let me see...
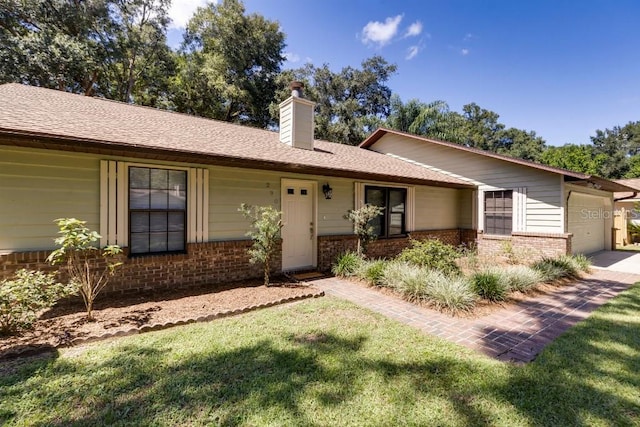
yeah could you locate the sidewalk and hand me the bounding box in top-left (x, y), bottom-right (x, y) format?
top-left (310, 270), bottom-right (640, 363)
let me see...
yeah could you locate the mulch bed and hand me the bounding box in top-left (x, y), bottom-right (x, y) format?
top-left (0, 276), bottom-right (323, 360)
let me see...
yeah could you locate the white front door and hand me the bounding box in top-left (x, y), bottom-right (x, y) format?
top-left (568, 192), bottom-right (606, 254)
top-left (281, 180), bottom-right (315, 270)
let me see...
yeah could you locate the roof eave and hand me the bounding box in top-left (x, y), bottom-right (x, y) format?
top-left (0, 130), bottom-right (475, 190)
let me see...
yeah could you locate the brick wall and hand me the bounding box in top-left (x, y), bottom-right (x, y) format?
top-left (0, 240), bottom-right (281, 295)
top-left (317, 228), bottom-right (473, 271)
top-left (477, 231), bottom-right (572, 259)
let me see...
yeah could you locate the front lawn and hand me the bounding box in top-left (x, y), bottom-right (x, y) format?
top-left (1, 284), bottom-right (639, 426)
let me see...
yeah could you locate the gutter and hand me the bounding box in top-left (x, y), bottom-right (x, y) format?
top-left (614, 192), bottom-right (638, 202)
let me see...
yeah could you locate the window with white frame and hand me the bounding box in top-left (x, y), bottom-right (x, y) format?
top-left (484, 190), bottom-right (513, 235)
top-left (100, 160), bottom-right (209, 253)
top-left (364, 186), bottom-right (407, 238)
top-left (129, 167), bottom-right (187, 255)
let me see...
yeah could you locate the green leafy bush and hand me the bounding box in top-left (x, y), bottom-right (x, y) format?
top-left (531, 256), bottom-right (580, 282)
top-left (397, 239), bottom-right (461, 276)
top-left (423, 270), bottom-right (476, 313)
top-left (332, 252), bottom-right (363, 277)
top-left (356, 259), bottom-right (387, 286)
top-left (497, 265), bottom-right (543, 293)
top-left (471, 271), bottom-right (508, 301)
top-left (239, 204), bottom-right (283, 286)
top-left (0, 269), bottom-right (77, 335)
top-left (47, 218), bottom-right (122, 320)
top-left (381, 261), bottom-right (428, 301)
top-left (344, 204), bottom-right (384, 255)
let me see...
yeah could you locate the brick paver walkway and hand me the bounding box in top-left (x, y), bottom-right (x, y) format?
top-left (311, 270), bottom-right (640, 363)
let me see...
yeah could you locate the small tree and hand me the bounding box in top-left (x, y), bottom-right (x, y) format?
top-left (46, 218), bottom-right (122, 320)
top-left (0, 269), bottom-right (77, 335)
top-left (344, 204), bottom-right (384, 256)
top-left (239, 204), bottom-right (283, 286)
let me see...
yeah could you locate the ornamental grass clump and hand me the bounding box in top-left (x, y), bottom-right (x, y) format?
top-left (356, 259), bottom-right (387, 286)
top-left (0, 269), bottom-right (77, 335)
top-left (471, 270), bottom-right (508, 301)
top-left (423, 270), bottom-right (476, 313)
top-left (332, 251), bottom-right (364, 278)
top-left (381, 261), bottom-right (429, 302)
top-left (532, 256), bottom-right (580, 282)
top-left (497, 265), bottom-right (543, 293)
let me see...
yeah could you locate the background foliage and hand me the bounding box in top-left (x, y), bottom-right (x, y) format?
top-left (2, 0), bottom-right (639, 178)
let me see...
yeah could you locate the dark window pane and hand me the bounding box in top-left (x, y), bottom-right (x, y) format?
top-left (149, 232), bottom-right (167, 252)
top-left (365, 188), bottom-right (385, 207)
top-left (369, 215), bottom-right (383, 237)
top-left (389, 213), bottom-right (403, 235)
top-left (130, 189), bottom-right (150, 209)
top-left (150, 212), bottom-right (167, 232)
top-left (168, 189), bottom-right (186, 209)
top-left (150, 190), bottom-right (168, 209)
top-left (130, 167), bottom-right (149, 189)
top-left (287, 188), bottom-right (294, 195)
top-left (389, 189), bottom-right (405, 213)
top-left (168, 212), bottom-right (185, 231)
top-left (168, 170), bottom-right (186, 190)
top-left (168, 232), bottom-right (185, 251)
top-left (301, 189), bottom-right (308, 195)
top-left (131, 212), bottom-right (149, 233)
top-left (130, 233), bottom-right (149, 254)
top-left (150, 169), bottom-right (168, 189)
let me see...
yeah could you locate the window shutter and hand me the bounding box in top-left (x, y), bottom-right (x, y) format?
top-left (100, 160), bottom-right (127, 246)
top-left (513, 187), bottom-right (528, 232)
top-left (406, 186), bottom-right (415, 232)
top-left (188, 167), bottom-right (209, 243)
top-left (354, 182), bottom-right (364, 209)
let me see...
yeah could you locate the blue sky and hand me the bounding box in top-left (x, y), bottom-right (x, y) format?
top-left (167, 0), bottom-right (640, 146)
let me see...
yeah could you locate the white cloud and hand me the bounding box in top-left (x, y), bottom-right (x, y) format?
top-left (461, 48), bottom-right (470, 56)
top-left (284, 52), bottom-right (300, 63)
top-left (168, 0), bottom-right (213, 29)
top-left (405, 21), bottom-right (423, 38)
top-left (406, 45), bottom-right (420, 60)
top-left (361, 14), bottom-right (403, 47)
top-left (463, 33), bottom-right (475, 41)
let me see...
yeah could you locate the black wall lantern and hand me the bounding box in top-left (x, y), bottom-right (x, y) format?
top-left (322, 183), bottom-right (333, 200)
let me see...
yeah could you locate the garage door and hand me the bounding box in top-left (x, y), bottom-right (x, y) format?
top-left (568, 193), bottom-right (606, 254)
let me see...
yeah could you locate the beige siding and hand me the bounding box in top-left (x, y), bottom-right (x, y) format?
top-left (208, 167), bottom-right (356, 240)
top-left (457, 189), bottom-right (474, 228)
top-left (372, 134), bottom-right (564, 233)
top-left (0, 147), bottom-right (100, 251)
top-left (414, 186), bottom-right (460, 230)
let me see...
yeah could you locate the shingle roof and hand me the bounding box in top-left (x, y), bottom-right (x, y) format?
top-left (615, 178), bottom-right (640, 191)
top-left (361, 127), bottom-right (636, 193)
top-left (614, 178), bottom-right (640, 200)
top-left (0, 83), bottom-right (472, 188)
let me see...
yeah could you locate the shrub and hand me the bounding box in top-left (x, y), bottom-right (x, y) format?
top-left (498, 265), bottom-right (543, 293)
top-left (381, 261), bottom-right (428, 301)
top-left (397, 239), bottom-right (461, 276)
top-left (532, 256), bottom-right (580, 282)
top-left (564, 254), bottom-right (591, 273)
top-left (356, 259), bottom-right (387, 286)
top-left (239, 204), bottom-right (283, 286)
top-left (423, 270), bottom-right (476, 313)
top-left (0, 269), bottom-right (76, 335)
top-left (344, 204), bottom-right (384, 256)
top-left (471, 271), bottom-right (508, 301)
top-left (332, 252), bottom-right (363, 277)
top-left (47, 218), bottom-right (122, 320)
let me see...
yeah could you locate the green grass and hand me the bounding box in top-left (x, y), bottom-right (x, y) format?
top-left (2, 284), bottom-right (640, 426)
top-left (617, 244), bottom-right (640, 252)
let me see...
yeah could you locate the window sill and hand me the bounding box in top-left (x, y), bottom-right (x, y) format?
top-left (480, 233), bottom-right (512, 240)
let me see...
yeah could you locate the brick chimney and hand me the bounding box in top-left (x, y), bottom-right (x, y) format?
top-left (279, 81), bottom-right (315, 150)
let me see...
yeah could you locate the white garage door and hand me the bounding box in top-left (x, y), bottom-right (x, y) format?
top-left (568, 193), bottom-right (606, 254)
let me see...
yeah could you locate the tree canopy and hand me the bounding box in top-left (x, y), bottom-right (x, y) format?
top-left (1, 0), bottom-right (638, 179)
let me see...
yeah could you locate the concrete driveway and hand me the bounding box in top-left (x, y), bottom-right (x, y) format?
top-left (589, 250), bottom-right (640, 274)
